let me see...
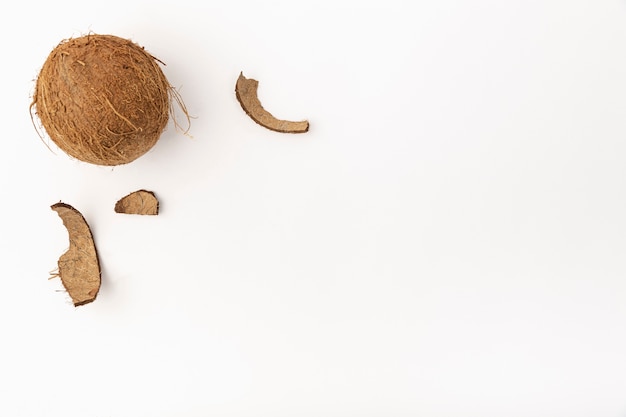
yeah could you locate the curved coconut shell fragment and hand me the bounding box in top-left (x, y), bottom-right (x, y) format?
top-left (51, 203), bottom-right (101, 306)
top-left (115, 189), bottom-right (159, 215)
top-left (235, 72), bottom-right (309, 133)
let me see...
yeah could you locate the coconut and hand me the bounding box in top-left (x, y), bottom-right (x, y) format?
top-left (31, 34), bottom-right (177, 166)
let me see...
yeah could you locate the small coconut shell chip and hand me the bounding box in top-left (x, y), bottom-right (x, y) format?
top-left (235, 72), bottom-right (309, 133)
top-left (51, 203), bottom-right (101, 306)
top-left (115, 189), bottom-right (159, 215)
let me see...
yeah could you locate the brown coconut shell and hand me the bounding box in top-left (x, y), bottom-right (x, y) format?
top-left (31, 34), bottom-right (175, 166)
top-left (51, 202), bottom-right (101, 307)
top-left (235, 72), bottom-right (309, 133)
top-left (115, 189), bottom-right (159, 215)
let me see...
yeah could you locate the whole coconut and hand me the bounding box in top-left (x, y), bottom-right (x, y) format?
top-left (31, 34), bottom-right (175, 166)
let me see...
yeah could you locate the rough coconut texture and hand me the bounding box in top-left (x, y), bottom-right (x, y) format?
top-left (32, 34), bottom-right (172, 166)
top-left (115, 189), bottom-right (159, 215)
top-left (235, 72), bottom-right (309, 133)
top-left (51, 202), bottom-right (101, 307)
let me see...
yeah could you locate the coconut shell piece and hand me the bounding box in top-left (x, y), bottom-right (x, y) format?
top-left (51, 203), bottom-right (101, 307)
top-left (235, 72), bottom-right (309, 133)
top-left (115, 189), bottom-right (159, 215)
top-left (31, 34), bottom-right (177, 166)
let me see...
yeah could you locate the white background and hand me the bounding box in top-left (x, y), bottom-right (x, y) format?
top-left (2, 1), bottom-right (626, 416)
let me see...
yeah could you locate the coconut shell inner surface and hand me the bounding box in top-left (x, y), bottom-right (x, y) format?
top-left (235, 72), bottom-right (309, 134)
top-left (115, 189), bottom-right (159, 215)
top-left (51, 202), bottom-right (101, 306)
top-left (32, 34), bottom-right (172, 166)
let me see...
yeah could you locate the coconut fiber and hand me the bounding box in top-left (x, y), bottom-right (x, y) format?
top-left (32, 34), bottom-right (173, 165)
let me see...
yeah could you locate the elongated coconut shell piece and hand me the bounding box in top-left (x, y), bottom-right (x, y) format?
top-left (51, 203), bottom-right (101, 306)
top-left (235, 72), bottom-right (309, 133)
top-left (115, 189), bottom-right (159, 215)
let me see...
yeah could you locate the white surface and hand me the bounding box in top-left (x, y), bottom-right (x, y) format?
top-left (2, 1), bottom-right (626, 416)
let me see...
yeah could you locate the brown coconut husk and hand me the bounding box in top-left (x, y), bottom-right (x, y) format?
top-left (31, 34), bottom-right (188, 166)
